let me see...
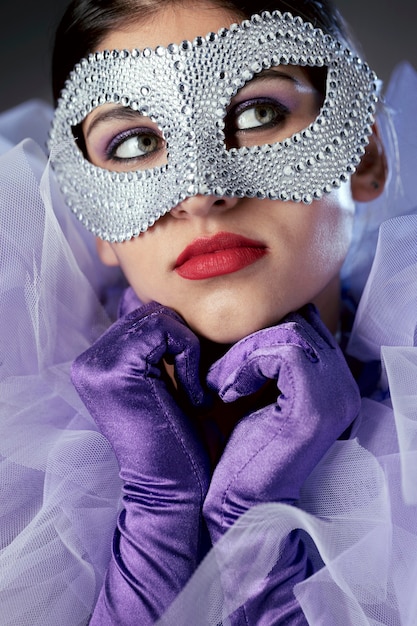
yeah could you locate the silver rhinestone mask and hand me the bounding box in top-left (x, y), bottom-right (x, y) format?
top-left (49, 11), bottom-right (378, 242)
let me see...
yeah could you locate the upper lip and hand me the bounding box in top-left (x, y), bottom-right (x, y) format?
top-left (174, 232), bottom-right (267, 267)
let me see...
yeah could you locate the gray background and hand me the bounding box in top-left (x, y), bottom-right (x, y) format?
top-left (0, 0), bottom-right (416, 113)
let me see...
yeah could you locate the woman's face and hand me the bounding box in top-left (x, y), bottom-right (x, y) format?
top-left (84, 2), bottom-right (355, 343)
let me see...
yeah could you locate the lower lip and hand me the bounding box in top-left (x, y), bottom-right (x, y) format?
top-left (175, 247), bottom-right (267, 280)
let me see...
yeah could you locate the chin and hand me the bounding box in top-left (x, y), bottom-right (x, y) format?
top-left (182, 309), bottom-right (281, 345)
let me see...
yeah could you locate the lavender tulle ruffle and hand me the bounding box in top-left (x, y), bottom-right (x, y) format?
top-left (1, 63), bottom-right (417, 625)
top-left (0, 107), bottom-right (124, 625)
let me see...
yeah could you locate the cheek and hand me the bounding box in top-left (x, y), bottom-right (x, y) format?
top-left (310, 216), bottom-right (352, 271)
top-left (306, 192), bottom-right (355, 270)
top-left (109, 240), bottom-right (163, 304)
top-left (122, 264), bottom-right (164, 304)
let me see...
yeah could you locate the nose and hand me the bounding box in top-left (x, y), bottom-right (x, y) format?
top-left (170, 193), bottom-right (239, 220)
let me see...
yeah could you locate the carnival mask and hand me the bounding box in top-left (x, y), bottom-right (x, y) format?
top-left (49, 11), bottom-right (378, 242)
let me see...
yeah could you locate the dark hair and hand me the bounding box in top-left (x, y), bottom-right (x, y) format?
top-left (52, 0), bottom-right (355, 102)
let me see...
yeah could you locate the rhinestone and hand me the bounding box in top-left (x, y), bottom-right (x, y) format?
top-left (49, 9), bottom-right (378, 241)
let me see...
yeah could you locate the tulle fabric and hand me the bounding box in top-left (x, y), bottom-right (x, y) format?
top-left (341, 61), bottom-right (417, 304)
top-left (0, 103), bottom-right (124, 625)
top-left (0, 61), bottom-right (417, 625)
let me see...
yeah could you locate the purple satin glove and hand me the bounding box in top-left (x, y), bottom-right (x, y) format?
top-left (203, 304), bottom-right (361, 624)
top-left (71, 302), bottom-right (210, 625)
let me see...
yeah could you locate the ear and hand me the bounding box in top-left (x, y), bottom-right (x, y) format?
top-left (350, 124), bottom-right (388, 202)
top-left (95, 237), bottom-right (121, 266)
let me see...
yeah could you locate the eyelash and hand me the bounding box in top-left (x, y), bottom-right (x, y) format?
top-left (225, 97), bottom-right (290, 134)
top-left (105, 126), bottom-right (164, 163)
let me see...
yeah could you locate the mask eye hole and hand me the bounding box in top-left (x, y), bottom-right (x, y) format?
top-left (80, 104), bottom-right (168, 172)
top-left (223, 65), bottom-right (326, 150)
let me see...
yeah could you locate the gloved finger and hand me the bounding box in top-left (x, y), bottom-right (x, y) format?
top-left (283, 303), bottom-right (337, 350)
top-left (75, 302), bottom-right (170, 376)
top-left (207, 323), bottom-right (320, 401)
top-left (161, 312), bottom-right (207, 407)
top-left (72, 302), bottom-right (204, 404)
top-left (122, 302), bottom-right (207, 407)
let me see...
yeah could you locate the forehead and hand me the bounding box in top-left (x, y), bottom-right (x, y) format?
top-left (98, 3), bottom-right (241, 51)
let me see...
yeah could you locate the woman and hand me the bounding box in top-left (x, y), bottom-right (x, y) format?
top-left (1, 0), bottom-right (416, 624)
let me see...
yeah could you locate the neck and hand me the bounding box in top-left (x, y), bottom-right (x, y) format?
top-left (312, 274), bottom-right (341, 336)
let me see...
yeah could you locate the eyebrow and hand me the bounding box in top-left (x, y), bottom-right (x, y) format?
top-left (249, 68), bottom-right (296, 83)
top-left (85, 107), bottom-right (149, 138)
top-left (85, 68), bottom-right (298, 137)
top-left (235, 68), bottom-right (297, 92)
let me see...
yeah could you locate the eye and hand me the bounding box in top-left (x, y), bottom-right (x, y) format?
top-left (228, 98), bottom-right (289, 133)
top-left (236, 103), bottom-right (280, 130)
top-left (107, 128), bottom-right (163, 161)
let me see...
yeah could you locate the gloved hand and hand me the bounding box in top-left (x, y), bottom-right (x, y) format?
top-left (71, 302), bottom-right (211, 625)
top-left (203, 304), bottom-right (361, 624)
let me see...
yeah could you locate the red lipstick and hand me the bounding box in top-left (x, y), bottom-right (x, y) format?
top-left (174, 232), bottom-right (267, 280)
